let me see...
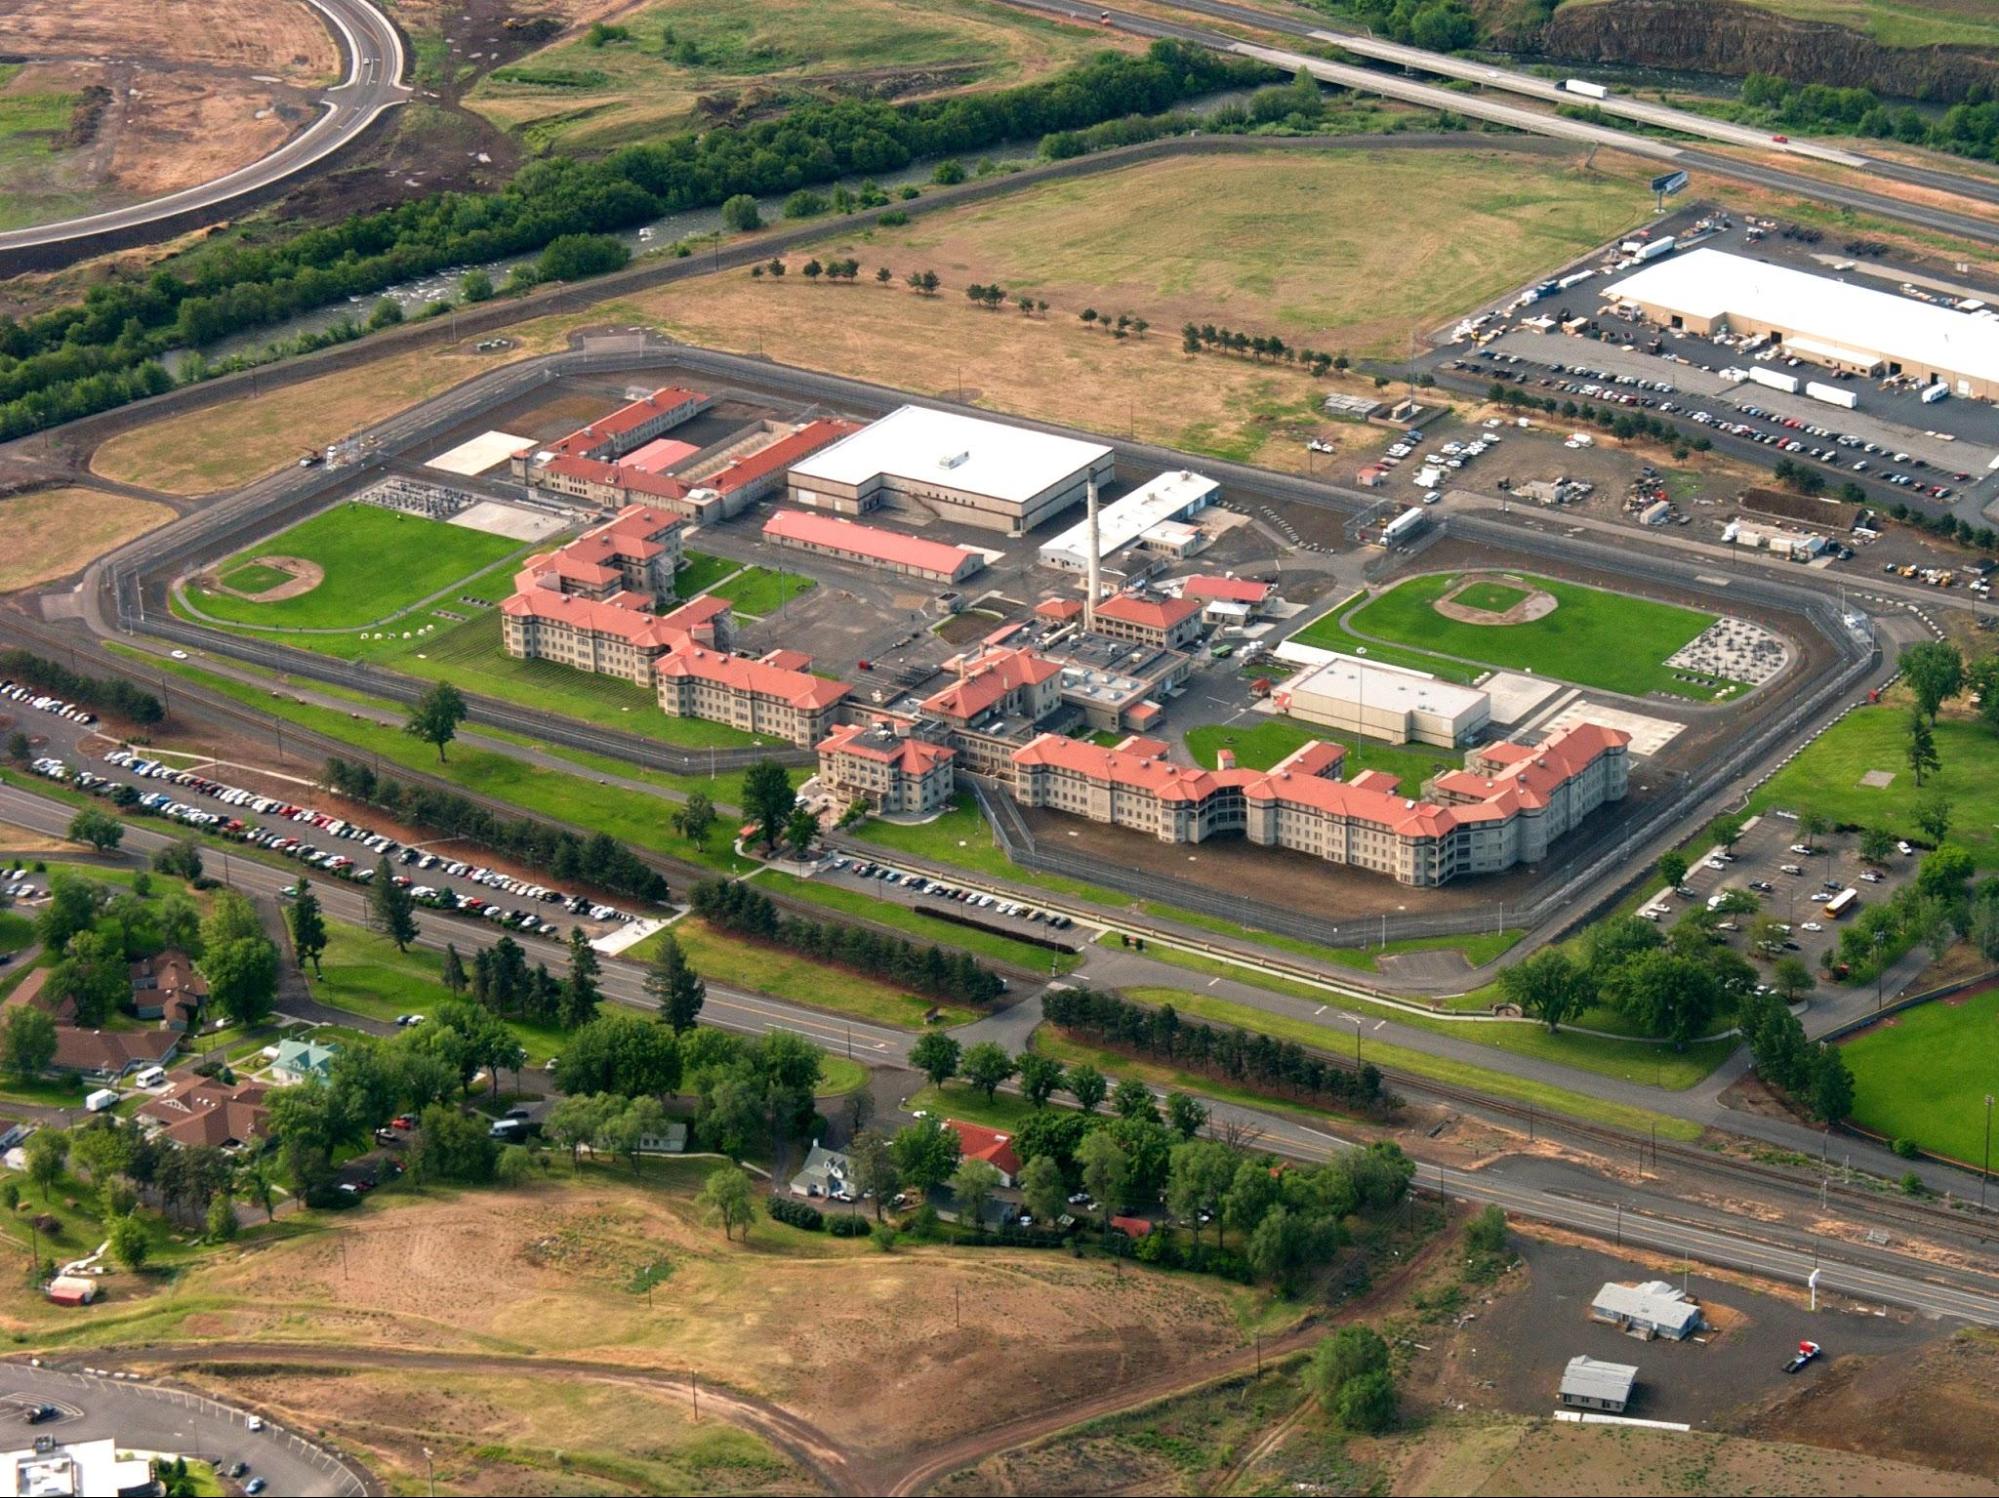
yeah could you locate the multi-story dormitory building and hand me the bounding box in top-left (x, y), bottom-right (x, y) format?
top-left (499, 505), bottom-right (849, 746)
top-left (822, 702), bottom-right (1629, 886)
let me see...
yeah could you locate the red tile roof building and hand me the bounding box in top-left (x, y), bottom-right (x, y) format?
top-left (514, 505), bottom-right (685, 605)
top-left (1092, 591), bottom-right (1205, 649)
top-left (1009, 723), bottom-right (1629, 886)
top-left (946, 1119), bottom-right (1021, 1186)
top-left (520, 387), bottom-right (711, 467)
top-left (817, 722), bottom-right (958, 815)
top-left (763, 509), bottom-right (985, 584)
top-left (655, 645), bottom-right (850, 747)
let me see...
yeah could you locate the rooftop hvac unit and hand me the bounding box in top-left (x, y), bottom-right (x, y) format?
top-left (939, 450), bottom-right (971, 470)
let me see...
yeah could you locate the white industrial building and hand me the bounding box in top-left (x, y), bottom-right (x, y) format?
top-left (1, 1437), bottom-right (154, 1497)
top-left (786, 406), bottom-right (1116, 535)
top-left (1038, 470), bottom-right (1220, 571)
top-left (1272, 654), bottom-right (1491, 748)
top-left (1723, 518), bottom-right (1826, 559)
top-left (1607, 248), bottom-right (1999, 399)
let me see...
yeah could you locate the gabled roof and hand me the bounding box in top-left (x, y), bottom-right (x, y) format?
top-left (53, 1026), bottom-right (177, 1074)
top-left (921, 649), bottom-right (1062, 722)
top-left (138, 1072), bottom-right (270, 1149)
top-left (656, 647), bottom-right (850, 711)
top-left (763, 508), bottom-right (979, 575)
top-left (818, 722), bottom-right (957, 775)
top-left (1035, 597), bottom-right (1084, 621)
top-left (946, 1119), bottom-right (1021, 1178)
top-left (500, 587), bottom-right (690, 649)
top-left (1094, 592), bottom-right (1203, 632)
top-left (531, 387), bottom-right (707, 461)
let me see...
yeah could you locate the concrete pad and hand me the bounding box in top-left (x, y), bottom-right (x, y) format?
top-left (1482, 671), bottom-right (1565, 727)
top-left (1860, 769), bottom-right (1896, 788)
top-left (425, 429), bottom-right (533, 477)
top-left (1537, 699), bottom-right (1685, 757)
top-left (448, 500), bottom-right (569, 542)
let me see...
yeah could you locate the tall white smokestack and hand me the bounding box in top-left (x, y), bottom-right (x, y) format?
top-left (1083, 476), bottom-right (1101, 633)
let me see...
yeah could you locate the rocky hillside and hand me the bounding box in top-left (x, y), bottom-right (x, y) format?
top-left (1538, 0), bottom-right (1999, 99)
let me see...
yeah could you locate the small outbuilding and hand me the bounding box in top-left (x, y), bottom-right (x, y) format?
top-left (1559, 1355), bottom-right (1637, 1413)
top-left (46, 1275), bottom-right (99, 1307)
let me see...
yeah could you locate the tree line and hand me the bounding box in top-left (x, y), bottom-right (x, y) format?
top-left (0, 650), bottom-right (164, 725)
top-left (1729, 71), bottom-right (1999, 165)
top-left (322, 756), bottom-right (667, 903)
top-left (0, 42), bottom-right (1268, 443)
top-left (690, 876), bottom-right (1007, 1006)
top-left (1040, 986), bottom-right (1391, 1115)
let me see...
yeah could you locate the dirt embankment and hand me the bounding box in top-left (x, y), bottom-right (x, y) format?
top-left (1537, 0), bottom-right (1999, 100)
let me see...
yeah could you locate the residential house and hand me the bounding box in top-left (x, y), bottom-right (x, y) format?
top-left (127, 950), bottom-right (205, 1030)
top-left (136, 1070), bottom-right (270, 1151)
top-left (946, 1119), bottom-right (1021, 1187)
top-left (270, 1038), bottom-right (339, 1084)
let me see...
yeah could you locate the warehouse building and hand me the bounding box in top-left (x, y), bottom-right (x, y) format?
top-left (786, 406), bottom-right (1116, 534)
top-left (1606, 248), bottom-right (1999, 398)
top-left (1559, 1356), bottom-right (1639, 1414)
top-left (762, 508), bottom-right (985, 583)
top-left (1038, 470), bottom-right (1220, 571)
top-left (1273, 655), bottom-right (1492, 748)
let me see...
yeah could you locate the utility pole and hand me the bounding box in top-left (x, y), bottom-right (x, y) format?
top-left (1983, 1093), bottom-right (1995, 1213)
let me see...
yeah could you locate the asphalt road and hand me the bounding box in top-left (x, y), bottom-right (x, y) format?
top-left (1001, 0), bottom-right (1999, 250)
top-left (0, 0), bottom-right (409, 255)
top-left (0, 1362), bottom-right (364, 1494)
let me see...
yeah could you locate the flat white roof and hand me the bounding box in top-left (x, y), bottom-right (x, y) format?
top-left (1039, 470), bottom-right (1219, 566)
top-left (1281, 653), bottom-right (1489, 721)
top-left (1608, 248), bottom-right (1999, 387)
top-left (789, 405), bottom-right (1112, 507)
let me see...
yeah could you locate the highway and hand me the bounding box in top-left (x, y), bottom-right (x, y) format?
top-left (999, 0), bottom-right (1999, 249)
top-left (0, 0), bottom-right (410, 256)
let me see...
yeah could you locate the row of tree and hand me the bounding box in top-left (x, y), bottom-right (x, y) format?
top-left (1732, 71), bottom-right (1999, 166)
top-left (0, 650), bottom-right (164, 725)
top-left (1040, 987), bottom-right (1391, 1114)
top-left (1184, 321), bottom-right (1341, 377)
top-left (323, 756), bottom-right (666, 902)
top-left (690, 877), bottom-right (1007, 1005)
top-left (0, 43), bottom-right (1269, 442)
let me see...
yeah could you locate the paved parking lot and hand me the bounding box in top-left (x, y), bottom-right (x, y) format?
top-left (1645, 809), bottom-right (1920, 971)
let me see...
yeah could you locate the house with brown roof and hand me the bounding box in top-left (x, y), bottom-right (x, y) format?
top-left (52, 1026), bottom-right (180, 1082)
top-left (136, 1069), bottom-right (270, 1151)
top-left (128, 950), bottom-right (205, 1030)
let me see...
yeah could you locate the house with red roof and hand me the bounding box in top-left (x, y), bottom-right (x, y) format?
top-left (946, 1119), bottom-right (1021, 1186)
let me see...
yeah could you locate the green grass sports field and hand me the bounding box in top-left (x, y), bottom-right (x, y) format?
top-left (186, 504), bottom-right (522, 629)
top-left (1841, 982), bottom-right (1999, 1163)
top-left (1341, 572), bottom-right (1721, 698)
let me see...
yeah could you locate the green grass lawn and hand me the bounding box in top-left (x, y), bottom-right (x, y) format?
top-left (633, 918), bottom-right (976, 1029)
top-left (219, 562), bottom-right (295, 595)
top-left (909, 1080), bottom-right (1042, 1131)
top-left (675, 550), bottom-right (742, 598)
top-left (1183, 719), bottom-right (1456, 800)
top-left (1453, 581), bottom-right (1531, 614)
top-left (1841, 983), bottom-right (1999, 1164)
top-left (0, 911), bottom-right (33, 955)
top-left (184, 504), bottom-right (523, 629)
top-left (1342, 572), bottom-right (1723, 699)
top-left (1116, 989), bottom-right (1711, 1136)
top-left (1562, 0), bottom-right (1999, 51)
top-left (1286, 593), bottom-right (1484, 684)
top-left (711, 565), bottom-right (815, 618)
top-left (113, 651), bottom-right (758, 874)
top-left (759, 870), bottom-right (1082, 973)
top-left (309, 922), bottom-right (569, 1063)
top-left (1752, 698), bottom-right (1999, 868)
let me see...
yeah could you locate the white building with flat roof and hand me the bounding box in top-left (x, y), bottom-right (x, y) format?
top-left (1039, 470), bottom-right (1221, 571)
top-left (1607, 247), bottom-right (1999, 398)
top-left (1273, 654), bottom-right (1491, 747)
top-left (2, 1438), bottom-right (154, 1497)
top-left (786, 406), bottom-right (1115, 535)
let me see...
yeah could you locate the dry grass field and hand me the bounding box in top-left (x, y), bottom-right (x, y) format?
top-left (466, 0), bottom-right (1128, 153)
top-left (65, 1170), bottom-right (1267, 1470)
top-left (89, 343), bottom-right (539, 495)
top-left (0, 487), bottom-right (175, 593)
top-left (181, 1367), bottom-right (816, 1497)
top-left (0, 0), bottom-right (336, 227)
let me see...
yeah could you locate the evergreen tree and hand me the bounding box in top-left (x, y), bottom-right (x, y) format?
top-left (368, 856), bottom-right (419, 951)
top-left (287, 878), bottom-right (327, 976)
top-left (645, 931), bottom-right (706, 1033)
top-left (561, 926), bottom-right (604, 1029)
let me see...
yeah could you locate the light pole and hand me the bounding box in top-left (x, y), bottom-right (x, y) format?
top-left (424, 1447), bottom-right (435, 1497)
top-left (1983, 1093), bottom-right (1995, 1213)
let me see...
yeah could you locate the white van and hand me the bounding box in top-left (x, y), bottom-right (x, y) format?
top-left (83, 1089), bottom-right (119, 1113)
top-left (133, 1066), bottom-right (167, 1090)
